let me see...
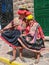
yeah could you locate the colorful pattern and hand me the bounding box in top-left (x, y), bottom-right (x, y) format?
top-left (29, 20), bottom-right (45, 40)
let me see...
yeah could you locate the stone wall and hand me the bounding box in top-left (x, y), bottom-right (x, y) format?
top-left (13, 0), bottom-right (34, 18)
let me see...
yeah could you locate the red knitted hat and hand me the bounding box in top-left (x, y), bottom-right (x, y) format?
top-left (25, 11), bottom-right (31, 16)
top-left (17, 9), bottom-right (26, 15)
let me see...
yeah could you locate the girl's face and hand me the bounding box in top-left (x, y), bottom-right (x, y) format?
top-left (29, 20), bottom-right (34, 26)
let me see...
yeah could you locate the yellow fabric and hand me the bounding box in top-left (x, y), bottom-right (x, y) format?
top-left (26, 15), bottom-right (34, 20)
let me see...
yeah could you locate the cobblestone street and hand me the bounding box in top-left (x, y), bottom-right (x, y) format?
top-left (0, 38), bottom-right (49, 65)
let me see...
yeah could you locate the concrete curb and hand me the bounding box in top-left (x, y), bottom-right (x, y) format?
top-left (45, 36), bottom-right (49, 41)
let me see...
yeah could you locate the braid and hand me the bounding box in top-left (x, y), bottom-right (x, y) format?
top-left (11, 21), bottom-right (14, 29)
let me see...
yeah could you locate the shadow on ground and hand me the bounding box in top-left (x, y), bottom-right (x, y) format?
top-left (7, 49), bottom-right (36, 58)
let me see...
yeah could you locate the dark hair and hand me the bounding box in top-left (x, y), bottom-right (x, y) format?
top-left (22, 18), bottom-right (26, 21)
top-left (19, 8), bottom-right (29, 11)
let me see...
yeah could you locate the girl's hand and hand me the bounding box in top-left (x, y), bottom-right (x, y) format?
top-left (20, 34), bottom-right (26, 37)
top-left (0, 30), bottom-right (4, 33)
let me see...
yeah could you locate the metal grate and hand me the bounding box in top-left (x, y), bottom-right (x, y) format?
top-left (0, 0), bottom-right (13, 29)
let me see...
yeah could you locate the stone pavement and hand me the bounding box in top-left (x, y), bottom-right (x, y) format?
top-left (0, 38), bottom-right (49, 65)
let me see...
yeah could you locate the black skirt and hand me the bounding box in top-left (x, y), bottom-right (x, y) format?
top-left (19, 36), bottom-right (45, 50)
top-left (1, 29), bottom-right (22, 46)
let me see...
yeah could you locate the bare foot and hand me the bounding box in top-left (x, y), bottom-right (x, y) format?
top-left (10, 58), bottom-right (16, 63)
top-left (20, 57), bottom-right (26, 62)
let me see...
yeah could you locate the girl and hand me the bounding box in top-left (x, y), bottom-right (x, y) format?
top-left (17, 14), bottom-right (45, 63)
top-left (0, 7), bottom-right (32, 62)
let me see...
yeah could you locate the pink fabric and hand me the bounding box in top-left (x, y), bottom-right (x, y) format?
top-left (37, 26), bottom-right (44, 39)
top-left (17, 25), bottom-right (22, 31)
